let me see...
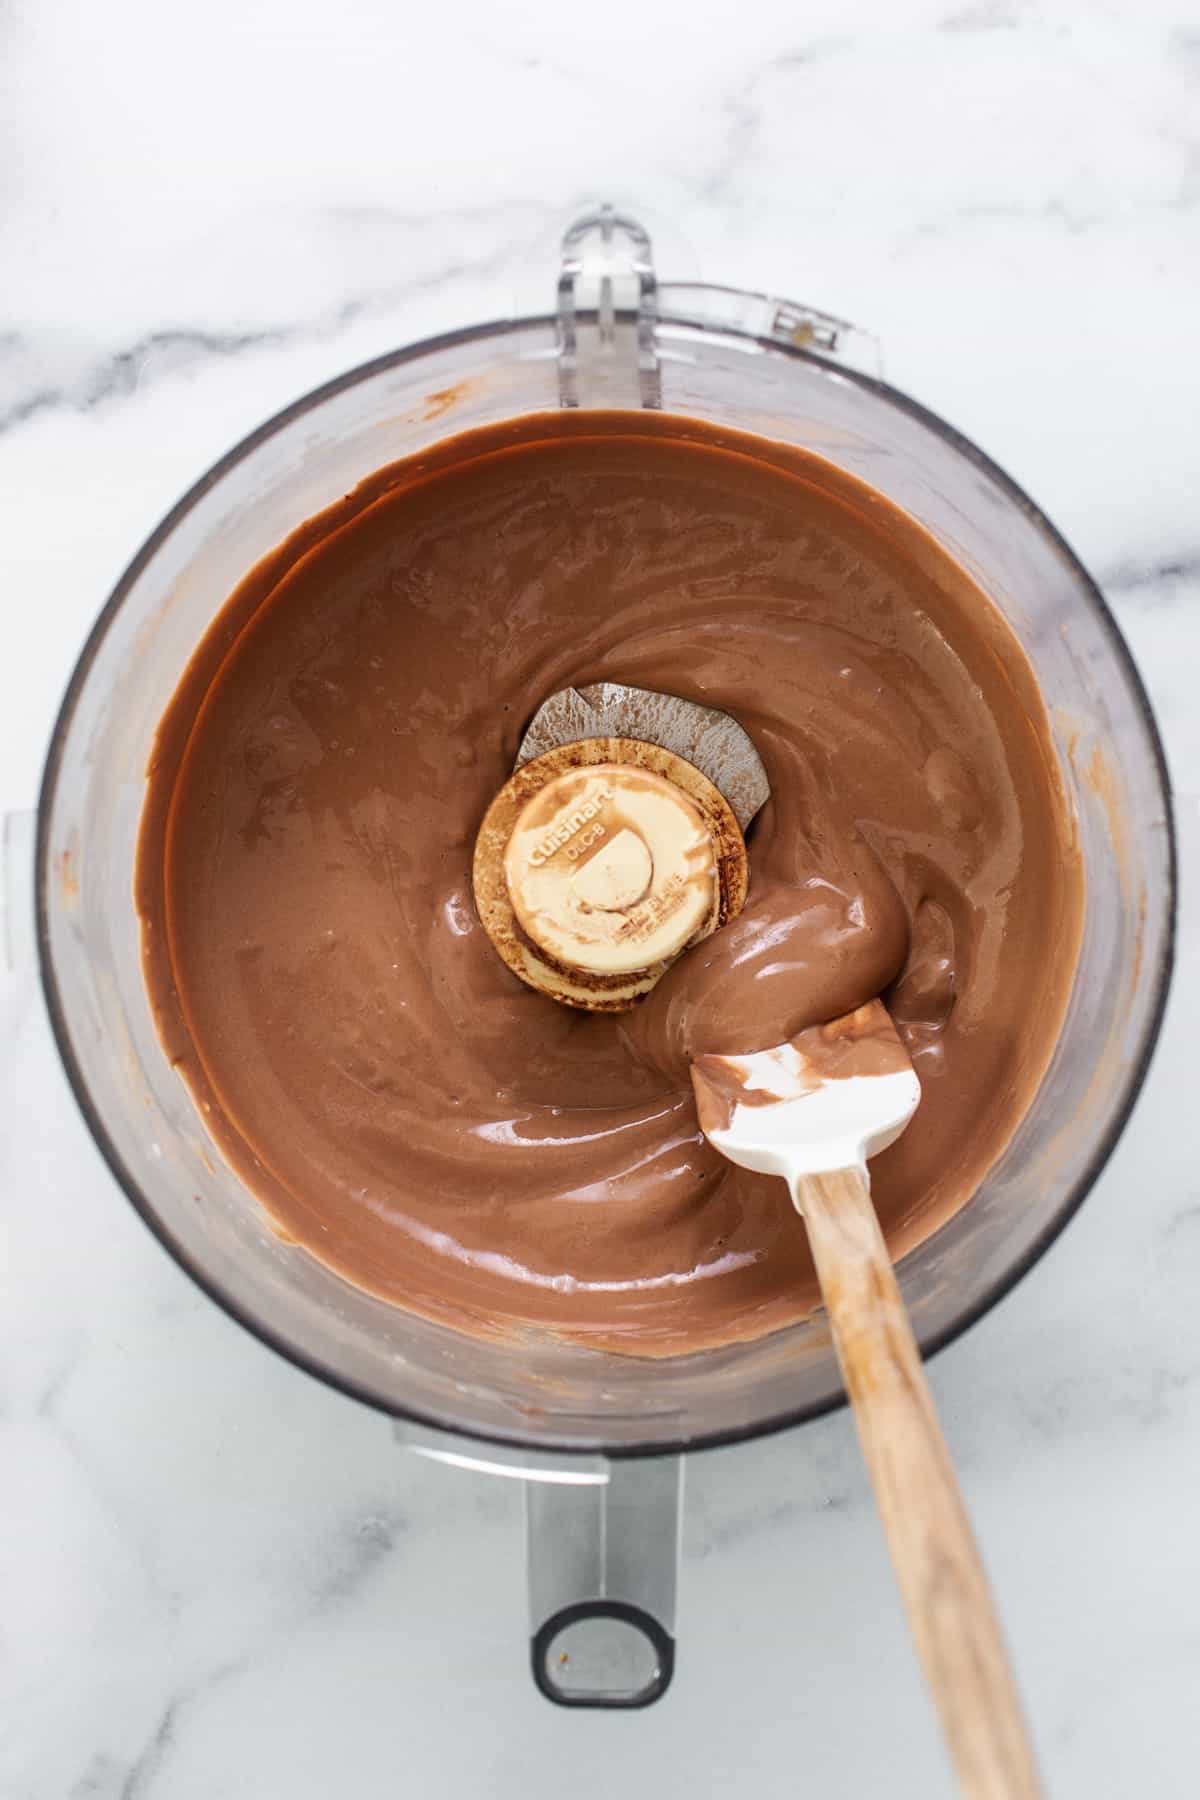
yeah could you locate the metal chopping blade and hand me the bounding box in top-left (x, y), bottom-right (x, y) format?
top-left (514, 682), bottom-right (771, 832)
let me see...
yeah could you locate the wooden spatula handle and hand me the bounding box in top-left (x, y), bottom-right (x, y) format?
top-left (796, 1166), bottom-right (1043, 1800)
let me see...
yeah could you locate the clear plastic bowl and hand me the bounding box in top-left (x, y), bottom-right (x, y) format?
top-left (35, 212), bottom-right (1175, 1705)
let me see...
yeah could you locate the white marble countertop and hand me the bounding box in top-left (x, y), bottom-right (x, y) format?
top-left (3, 2), bottom-right (1198, 1794)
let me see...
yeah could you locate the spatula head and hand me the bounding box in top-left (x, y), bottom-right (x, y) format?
top-left (516, 683), bottom-right (770, 832)
top-left (691, 1001), bottom-right (921, 1179)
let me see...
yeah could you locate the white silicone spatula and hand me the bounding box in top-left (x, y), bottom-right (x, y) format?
top-left (692, 1001), bottom-right (1043, 1800)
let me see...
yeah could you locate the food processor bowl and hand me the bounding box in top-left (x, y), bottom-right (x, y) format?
top-left (35, 210), bottom-right (1175, 1704)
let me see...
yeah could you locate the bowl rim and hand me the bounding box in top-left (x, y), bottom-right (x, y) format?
top-left (35, 308), bottom-right (1179, 1459)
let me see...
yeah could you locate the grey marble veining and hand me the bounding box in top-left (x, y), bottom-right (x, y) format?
top-left (3, 0), bottom-right (1199, 1795)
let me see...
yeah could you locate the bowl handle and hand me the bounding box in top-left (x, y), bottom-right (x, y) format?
top-left (397, 1421), bottom-right (682, 1707)
top-left (527, 1455), bottom-right (681, 1708)
top-left (557, 206), bottom-right (661, 412)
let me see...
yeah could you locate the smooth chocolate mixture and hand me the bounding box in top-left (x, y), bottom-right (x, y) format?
top-left (137, 412), bottom-right (1083, 1354)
